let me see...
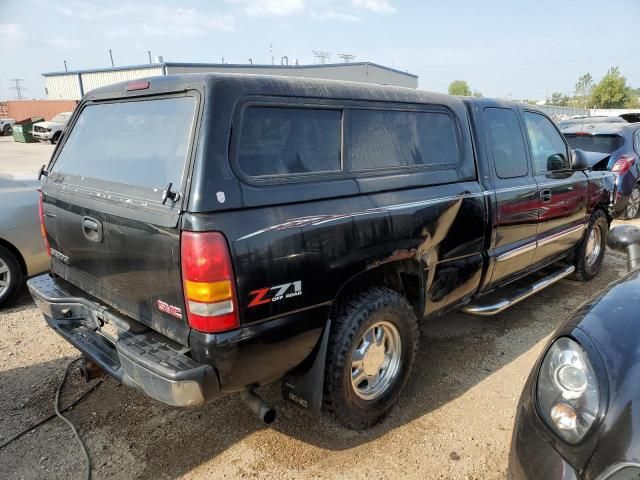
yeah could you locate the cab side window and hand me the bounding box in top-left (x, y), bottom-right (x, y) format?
top-left (523, 111), bottom-right (570, 172)
top-left (484, 108), bottom-right (529, 178)
top-left (634, 130), bottom-right (640, 154)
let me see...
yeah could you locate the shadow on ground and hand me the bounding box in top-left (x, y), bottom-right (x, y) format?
top-left (0, 253), bottom-right (626, 479)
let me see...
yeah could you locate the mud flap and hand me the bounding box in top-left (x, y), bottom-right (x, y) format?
top-left (281, 320), bottom-right (331, 415)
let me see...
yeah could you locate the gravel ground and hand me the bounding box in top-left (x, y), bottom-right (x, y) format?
top-left (0, 235), bottom-right (633, 480)
top-left (0, 136), bottom-right (54, 177)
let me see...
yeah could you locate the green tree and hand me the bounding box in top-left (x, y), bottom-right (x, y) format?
top-left (591, 67), bottom-right (631, 108)
top-left (574, 73), bottom-right (594, 108)
top-left (448, 80), bottom-right (472, 96)
top-left (549, 92), bottom-right (570, 106)
top-left (472, 90), bottom-right (483, 98)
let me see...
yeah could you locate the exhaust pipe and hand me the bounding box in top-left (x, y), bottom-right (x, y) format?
top-left (79, 357), bottom-right (105, 382)
top-left (241, 390), bottom-right (276, 424)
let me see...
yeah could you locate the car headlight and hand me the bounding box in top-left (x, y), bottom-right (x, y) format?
top-left (536, 337), bottom-right (600, 443)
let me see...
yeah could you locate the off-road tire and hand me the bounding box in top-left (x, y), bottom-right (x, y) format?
top-left (0, 245), bottom-right (24, 308)
top-left (573, 209), bottom-right (608, 282)
top-left (323, 287), bottom-right (418, 430)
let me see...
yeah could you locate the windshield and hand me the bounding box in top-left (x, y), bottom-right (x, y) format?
top-left (51, 113), bottom-right (71, 124)
top-left (51, 97), bottom-right (197, 195)
top-left (564, 134), bottom-right (625, 154)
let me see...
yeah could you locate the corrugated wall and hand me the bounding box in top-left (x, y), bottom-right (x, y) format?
top-left (165, 64), bottom-right (418, 88)
top-left (7, 100), bottom-right (77, 121)
top-left (45, 74), bottom-right (82, 100)
top-left (80, 66), bottom-right (163, 94)
top-left (45, 66), bottom-right (163, 100)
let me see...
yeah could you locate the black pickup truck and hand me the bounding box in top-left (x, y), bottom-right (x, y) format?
top-left (29, 73), bottom-right (615, 430)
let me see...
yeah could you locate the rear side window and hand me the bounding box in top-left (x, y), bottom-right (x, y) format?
top-left (348, 109), bottom-right (459, 170)
top-left (484, 108), bottom-right (529, 178)
top-left (237, 107), bottom-right (342, 177)
top-left (564, 134), bottom-right (624, 154)
top-left (52, 97), bottom-right (196, 193)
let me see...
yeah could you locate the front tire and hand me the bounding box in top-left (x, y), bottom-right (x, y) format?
top-left (50, 132), bottom-right (60, 144)
top-left (323, 287), bottom-right (418, 429)
top-left (2, 124), bottom-right (11, 136)
top-left (0, 245), bottom-right (24, 308)
top-left (624, 185), bottom-right (640, 219)
top-left (573, 210), bottom-right (608, 282)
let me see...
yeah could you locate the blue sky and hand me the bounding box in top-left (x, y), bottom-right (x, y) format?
top-left (1, 0), bottom-right (638, 100)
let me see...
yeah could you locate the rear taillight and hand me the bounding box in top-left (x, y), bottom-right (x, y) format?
top-left (38, 190), bottom-right (51, 257)
top-left (181, 231), bottom-right (239, 333)
top-left (611, 155), bottom-right (636, 175)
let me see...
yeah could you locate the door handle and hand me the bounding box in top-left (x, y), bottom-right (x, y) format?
top-left (540, 189), bottom-right (552, 203)
top-left (82, 216), bottom-right (103, 243)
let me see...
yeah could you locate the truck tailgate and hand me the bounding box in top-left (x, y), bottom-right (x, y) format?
top-left (41, 94), bottom-right (199, 345)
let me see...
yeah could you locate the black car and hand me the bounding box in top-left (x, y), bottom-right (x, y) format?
top-left (509, 225), bottom-right (640, 479)
top-left (28, 73), bottom-right (614, 430)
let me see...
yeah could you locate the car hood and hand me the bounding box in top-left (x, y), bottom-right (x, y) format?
top-left (559, 269), bottom-right (640, 474)
top-left (34, 121), bottom-right (64, 129)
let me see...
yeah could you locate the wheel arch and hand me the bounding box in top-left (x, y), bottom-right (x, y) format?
top-left (330, 258), bottom-right (426, 319)
top-left (0, 237), bottom-right (27, 276)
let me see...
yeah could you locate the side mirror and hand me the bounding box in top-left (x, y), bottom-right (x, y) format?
top-left (607, 225), bottom-right (640, 271)
top-left (571, 149), bottom-right (591, 170)
top-left (547, 153), bottom-right (568, 170)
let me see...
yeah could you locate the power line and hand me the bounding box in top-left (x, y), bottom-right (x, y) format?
top-left (9, 79), bottom-right (25, 100)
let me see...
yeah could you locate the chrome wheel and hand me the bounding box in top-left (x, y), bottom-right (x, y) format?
top-left (627, 188), bottom-right (640, 219)
top-left (0, 257), bottom-right (11, 299)
top-left (351, 321), bottom-right (402, 401)
top-left (585, 224), bottom-right (602, 269)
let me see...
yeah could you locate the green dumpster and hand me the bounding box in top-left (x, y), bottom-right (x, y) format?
top-left (12, 117), bottom-right (44, 143)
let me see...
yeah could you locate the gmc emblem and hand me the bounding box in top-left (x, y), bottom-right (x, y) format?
top-left (156, 300), bottom-right (182, 319)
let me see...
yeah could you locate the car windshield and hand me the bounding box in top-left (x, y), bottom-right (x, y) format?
top-left (51, 113), bottom-right (71, 124)
top-left (564, 134), bottom-right (625, 154)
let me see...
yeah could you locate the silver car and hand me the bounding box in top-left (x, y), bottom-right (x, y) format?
top-left (0, 174), bottom-right (49, 306)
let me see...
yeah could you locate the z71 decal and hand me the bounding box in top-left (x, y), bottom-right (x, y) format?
top-left (248, 281), bottom-right (302, 308)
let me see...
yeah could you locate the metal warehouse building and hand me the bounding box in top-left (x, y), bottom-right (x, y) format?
top-left (42, 61), bottom-right (418, 100)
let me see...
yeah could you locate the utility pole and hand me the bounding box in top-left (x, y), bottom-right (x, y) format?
top-left (148, 50), bottom-right (152, 64)
top-left (10, 79), bottom-right (25, 100)
top-left (109, 49), bottom-right (115, 68)
top-left (337, 53), bottom-right (355, 63)
top-left (312, 50), bottom-right (331, 64)
top-left (64, 60), bottom-right (68, 71)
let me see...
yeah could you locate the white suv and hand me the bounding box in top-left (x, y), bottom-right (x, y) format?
top-left (33, 112), bottom-right (72, 144)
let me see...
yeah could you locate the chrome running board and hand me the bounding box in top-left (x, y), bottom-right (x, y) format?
top-left (462, 265), bottom-right (575, 316)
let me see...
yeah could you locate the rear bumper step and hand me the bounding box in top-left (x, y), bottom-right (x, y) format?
top-left (462, 265), bottom-right (576, 316)
top-left (28, 274), bottom-right (220, 407)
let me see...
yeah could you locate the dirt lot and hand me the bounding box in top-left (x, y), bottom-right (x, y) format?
top-left (0, 135), bottom-right (54, 177)
top-left (0, 140), bottom-right (634, 478)
top-left (0, 237), bottom-right (633, 479)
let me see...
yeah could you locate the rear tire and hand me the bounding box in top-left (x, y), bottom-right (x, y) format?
top-left (573, 210), bottom-right (608, 282)
top-left (624, 185), bottom-right (640, 219)
top-left (0, 245), bottom-right (24, 308)
top-left (323, 287), bottom-right (418, 430)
